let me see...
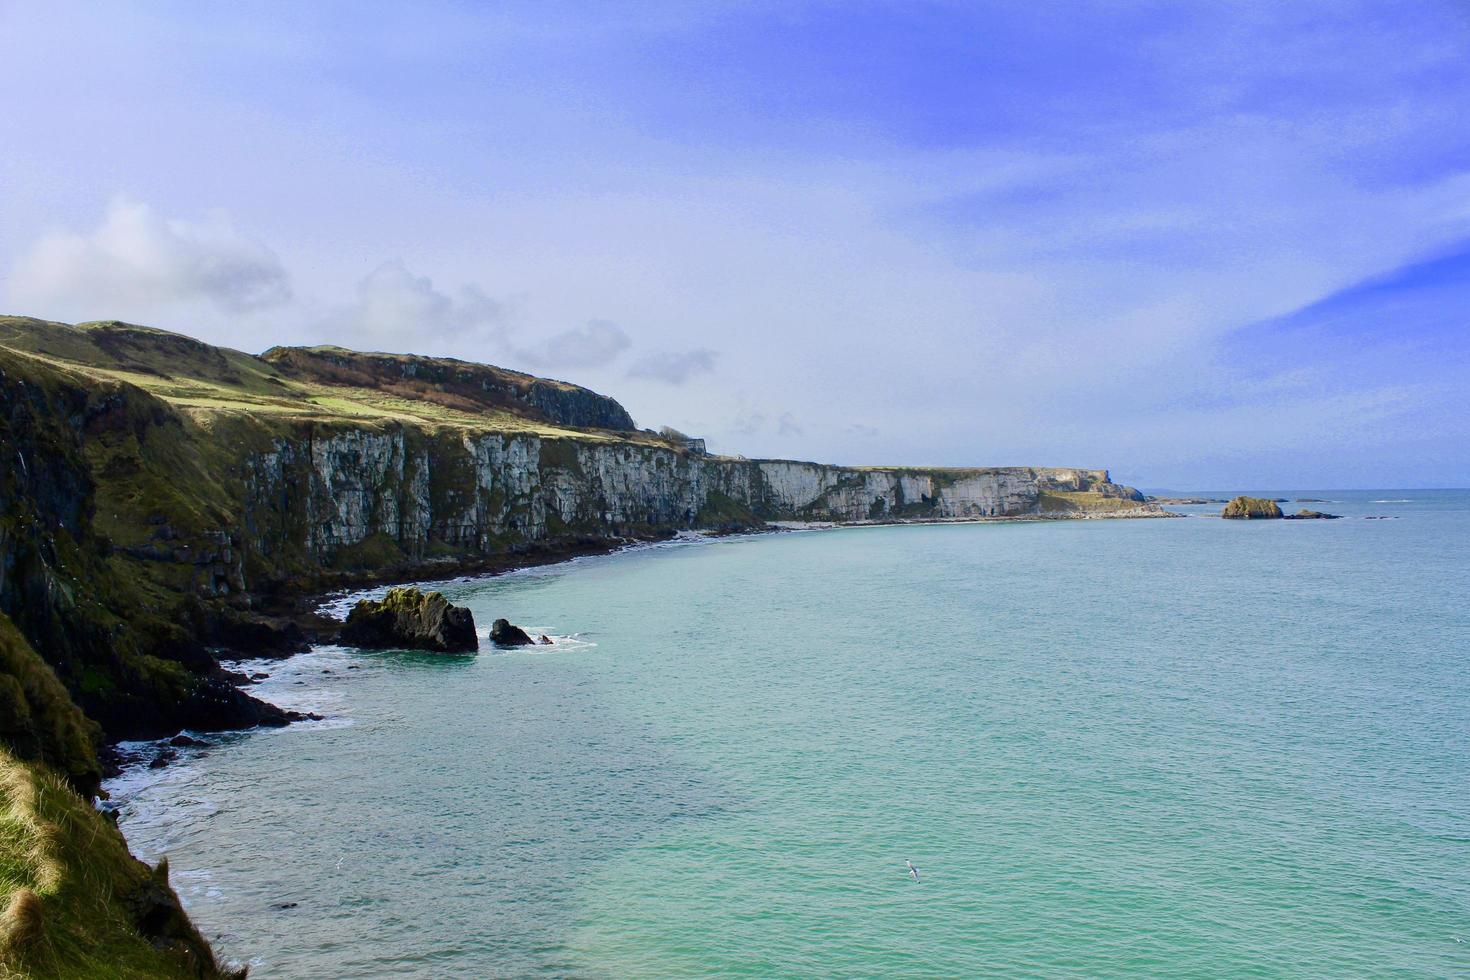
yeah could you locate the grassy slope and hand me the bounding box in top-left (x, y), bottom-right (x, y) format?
top-left (0, 747), bottom-right (240, 979)
top-left (0, 614), bottom-right (233, 979)
top-left (0, 317), bottom-right (659, 444)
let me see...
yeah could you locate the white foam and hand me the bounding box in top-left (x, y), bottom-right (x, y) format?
top-left (496, 631), bottom-right (598, 655)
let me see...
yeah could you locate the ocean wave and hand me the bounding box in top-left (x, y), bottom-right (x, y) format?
top-left (483, 631), bottom-right (599, 654)
top-left (1371, 499), bottom-right (1412, 503)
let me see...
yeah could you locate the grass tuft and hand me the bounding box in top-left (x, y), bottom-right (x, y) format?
top-left (0, 888), bottom-right (43, 954)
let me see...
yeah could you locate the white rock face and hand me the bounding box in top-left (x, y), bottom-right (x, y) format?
top-left (240, 424), bottom-right (1138, 565)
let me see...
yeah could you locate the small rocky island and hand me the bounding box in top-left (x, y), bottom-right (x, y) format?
top-left (1221, 496), bottom-right (1284, 519)
top-left (1222, 497), bottom-right (1342, 520)
top-left (340, 588), bottom-right (479, 652)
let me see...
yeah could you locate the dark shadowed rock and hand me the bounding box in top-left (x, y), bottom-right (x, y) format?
top-left (340, 588), bottom-right (478, 653)
top-left (1221, 496), bottom-right (1284, 519)
top-left (490, 619), bottom-right (535, 647)
top-left (1283, 509), bottom-right (1343, 520)
top-left (538, 634), bottom-right (554, 645)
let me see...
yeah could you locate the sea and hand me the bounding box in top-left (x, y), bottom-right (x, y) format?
top-left (105, 490), bottom-right (1470, 977)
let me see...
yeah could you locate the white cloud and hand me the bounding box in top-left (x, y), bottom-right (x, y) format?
top-left (627, 348), bottom-right (717, 384)
top-left (11, 197), bottom-right (290, 315)
top-left (335, 260), bottom-right (507, 347)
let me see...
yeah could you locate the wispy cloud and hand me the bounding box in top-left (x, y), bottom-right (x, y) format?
top-left (513, 319), bottom-right (631, 370)
top-left (10, 197), bottom-right (289, 316)
top-left (627, 348), bottom-right (717, 384)
top-left (331, 259), bottom-right (507, 347)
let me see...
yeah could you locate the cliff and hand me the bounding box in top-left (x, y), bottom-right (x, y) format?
top-left (0, 315), bottom-right (1159, 750)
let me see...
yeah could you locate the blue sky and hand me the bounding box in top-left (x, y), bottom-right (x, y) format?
top-left (1, 1), bottom-right (1467, 487)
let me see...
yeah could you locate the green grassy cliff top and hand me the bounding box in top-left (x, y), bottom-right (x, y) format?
top-left (0, 316), bottom-right (648, 442)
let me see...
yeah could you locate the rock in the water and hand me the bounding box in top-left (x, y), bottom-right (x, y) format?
top-left (1221, 496), bottom-right (1283, 520)
top-left (340, 587), bottom-right (478, 653)
top-left (1283, 509), bottom-right (1342, 520)
top-left (538, 634), bottom-right (554, 645)
top-left (489, 618), bottom-right (535, 647)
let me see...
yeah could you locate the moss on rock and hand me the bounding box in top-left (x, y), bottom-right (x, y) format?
top-left (340, 587), bottom-right (478, 653)
top-left (0, 614), bottom-right (101, 799)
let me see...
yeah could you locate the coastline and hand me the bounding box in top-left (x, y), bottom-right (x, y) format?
top-left (105, 505), bottom-right (1179, 779)
top-left (95, 493), bottom-right (1466, 977)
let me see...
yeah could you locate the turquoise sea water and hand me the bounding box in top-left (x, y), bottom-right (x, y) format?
top-left (109, 491), bottom-right (1470, 977)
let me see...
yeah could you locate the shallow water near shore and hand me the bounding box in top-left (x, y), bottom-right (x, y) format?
top-left (108, 491), bottom-right (1470, 977)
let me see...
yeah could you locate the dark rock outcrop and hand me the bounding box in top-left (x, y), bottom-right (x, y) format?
top-left (489, 619), bottom-right (534, 647)
top-left (1221, 496), bottom-right (1284, 520)
top-left (1283, 509), bottom-right (1343, 520)
top-left (340, 588), bottom-right (477, 653)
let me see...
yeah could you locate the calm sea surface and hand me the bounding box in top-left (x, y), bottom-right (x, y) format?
top-left (108, 491), bottom-right (1470, 977)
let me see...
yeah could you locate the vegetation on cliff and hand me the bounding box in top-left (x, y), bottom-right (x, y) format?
top-left (0, 746), bottom-right (242, 979)
top-left (0, 616), bottom-right (100, 800)
top-left (0, 345), bottom-right (294, 745)
top-left (0, 317), bottom-right (645, 442)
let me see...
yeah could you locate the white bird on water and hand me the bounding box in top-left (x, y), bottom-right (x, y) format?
top-left (907, 861), bottom-right (920, 882)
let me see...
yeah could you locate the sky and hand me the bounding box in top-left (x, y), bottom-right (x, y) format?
top-left (2, 1), bottom-right (1467, 489)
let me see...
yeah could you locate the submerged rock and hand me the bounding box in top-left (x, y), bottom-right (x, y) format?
top-left (339, 588), bottom-right (478, 653)
top-left (1283, 509), bottom-right (1343, 520)
top-left (489, 619), bottom-right (535, 647)
top-left (1221, 496), bottom-right (1284, 520)
top-left (537, 634), bottom-right (554, 645)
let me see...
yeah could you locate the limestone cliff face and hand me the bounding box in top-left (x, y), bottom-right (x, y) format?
top-left (236, 423), bottom-right (1149, 571)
